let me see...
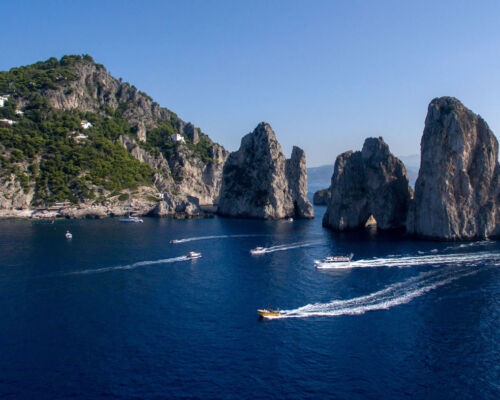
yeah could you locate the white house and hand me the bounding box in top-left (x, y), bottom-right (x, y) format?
top-left (170, 133), bottom-right (186, 143)
top-left (0, 118), bottom-right (16, 125)
top-left (80, 120), bottom-right (93, 130)
top-left (74, 134), bottom-right (89, 142)
top-left (15, 109), bottom-right (24, 116)
top-left (0, 95), bottom-right (9, 107)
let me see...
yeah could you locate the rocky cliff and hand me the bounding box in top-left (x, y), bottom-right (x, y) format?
top-left (0, 55), bottom-right (228, 218)
top-left (217, 123), bottom-right (313, 219)
top-left (407, 97), bottom-right (500, 240)
top-left (323, 137), bottom-right (412, 231)
top-left (313, 187), bottom-right (330, 205)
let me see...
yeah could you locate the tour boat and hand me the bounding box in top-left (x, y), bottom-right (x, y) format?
top-left (314, 253), bottom-right (354, 269)
top-left (250, 246), bottom-right (266, 255)
top-left (186, 251), bottom-right (201, 259)
top-left (257, 308), bottom-right (281, 317)
top-left (120, 214), bottom-right (143, 223)
top-left (65, 231), bottom-right (72, 239)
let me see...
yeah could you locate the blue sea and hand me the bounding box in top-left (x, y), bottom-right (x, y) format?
top-left (0, 205), bottom-right (499, 399)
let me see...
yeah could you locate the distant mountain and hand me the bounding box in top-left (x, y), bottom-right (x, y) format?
top-left (307, 153), bottom-right (420, 192)
top-left (307, 164), bottom-right (334, 189)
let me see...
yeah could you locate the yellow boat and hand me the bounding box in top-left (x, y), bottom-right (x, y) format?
top-left (257, 308), bottom-right (281, 317)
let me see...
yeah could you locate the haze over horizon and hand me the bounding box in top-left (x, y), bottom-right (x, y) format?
top-left (2, 0), bottom-right (499, 166)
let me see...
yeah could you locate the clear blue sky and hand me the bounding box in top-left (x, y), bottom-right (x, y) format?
top-left (2, 0), bottom-right (500, 166)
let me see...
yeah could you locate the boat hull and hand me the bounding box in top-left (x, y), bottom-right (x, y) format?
top-left (315, 262), bottom-right (352, 269)
top-left (250, 250), bottom-right (266, 255)
top-left (257, 309), bottom-right (280, 317)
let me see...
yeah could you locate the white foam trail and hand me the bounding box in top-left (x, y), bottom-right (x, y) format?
top-left (319, 251), bottom-right (499, 270)
top-left (66, 256), bottom-right (190, 275)
top-left (258, 241), bottom-right (322, 254)
top-left (171, 234), bottom-right (263, 243)
top-left (273, 264), bottom-right (491, 319)
top-left (443, 240), bottom-right (494, 252)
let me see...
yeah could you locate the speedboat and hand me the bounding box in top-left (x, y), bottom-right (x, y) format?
top-left (314, 253), bottom-right (354, 269)
top-left (186, 251), bottom-right (201, 259)
top-left (288, 217), bottom-right (293, 222)
top-left (257, 308), bottom-right (281, 317)
top-left (170, 239), bottom-right (180, 244)
top-left (120, 214), bottom-right (143, 223)
top-left (250, 246), bottom-right (266, 255)
top-left (65, 231), bottom-right (72, 239)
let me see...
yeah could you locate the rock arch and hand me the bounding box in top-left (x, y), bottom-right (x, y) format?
top-left (322, 137), bottom-right (412, 231)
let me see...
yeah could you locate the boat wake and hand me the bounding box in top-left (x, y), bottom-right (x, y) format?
top-left (255, 241), bottom-right (322, 254)
top-left (273, 264), bottom-right (497, 320)
top-left (171, 234), bottom-right (264, 243)
top-left (66, 256), bottom-right (191, 275)
top-left (321, 251), bottom-right (499, 270)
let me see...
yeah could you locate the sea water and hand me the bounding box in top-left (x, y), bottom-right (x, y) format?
top-left (0, 205), bottom-right (499, 399)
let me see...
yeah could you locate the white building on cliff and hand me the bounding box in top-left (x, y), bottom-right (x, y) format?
top-left (170, 133), bottom-right (186, 143)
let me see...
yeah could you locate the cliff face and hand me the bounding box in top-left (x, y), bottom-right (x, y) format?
top-left (42, 61), bottom-right (172, 141)
top-left (43, 59), bottom-right (229, 207)
top-left (285, 146), bottom-right (314, 218)
top-left (217, 123), bottom-right (313, 219)
top-left (0, 55), bottom-right (228, 218)
top-left (313, 187), bottom-right (330, 205)
top-left (323, 137), bottom-right (412, 231)
top-left (0, 173), bottom-right (33, 210)
top-left (407, 97), bottom-right (500, 240)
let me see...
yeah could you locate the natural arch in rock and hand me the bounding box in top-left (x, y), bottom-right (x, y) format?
top-left (322, 137), bottom-right (412, 231)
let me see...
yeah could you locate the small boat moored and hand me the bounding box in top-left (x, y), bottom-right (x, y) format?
top-left (65, 231), bottom-right (72, 239)
top-left (257, 308), bottom-right (281, 317)
top-left (314, 253), bottom-right (354, 269)
top-left (250, 246), bottom-right (266, 255)
top-left (120, 214), bottom-right (144, 223)
top-left (186, 251), bottom-right (202, 259)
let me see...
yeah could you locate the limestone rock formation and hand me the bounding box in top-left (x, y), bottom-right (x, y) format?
top-left (313, 187), bottom-right (331, 205)
top-left (0, 55), bottom-right (229, 219)
top-left (323, 137), bottom-right (412, 231)
top-left (285, 146), bottom-right (315, 218)
top-left (407, 97), bottom-right (500, 240)
top-left (44, 58), bottom-right (230, 207)
top-left (0, 173), bottom-right (34, 210)
top-left (217, 123), bottom-right (314, 219)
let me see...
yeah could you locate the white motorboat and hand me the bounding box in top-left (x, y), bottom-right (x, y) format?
top-left (65, 231), bottom-right (72, 239)
top-left (288, 217), bottom-right (294, 222)
top-left (250, 246), bottom-right (266, 255)
top-left (315, 253), bottom-right (354, 269)
top-left (170, 239), bottom-right (180, 244)
top-left (120, 214), bottom-right (143, 223)
top-left (186, 251), bottom-right (201, 259)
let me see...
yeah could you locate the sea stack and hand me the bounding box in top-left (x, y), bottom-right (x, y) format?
top-left (322, 137), bottom-right (412, 231)
top-left (313, 187), bottom-right (331, 205)
top-left (407, 97), bottom-right (500, 240)
top-left (217, 122), bottom-right (314, 219)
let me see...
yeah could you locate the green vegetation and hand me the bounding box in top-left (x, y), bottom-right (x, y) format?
top-left (0, 55), bottom-right (96, 96)
top-left (0, 54), bottom-right (221, 206)
top-left (142, 120), bottom-right (216, 164)
top-left (0, 104), bottom-right (154, 205)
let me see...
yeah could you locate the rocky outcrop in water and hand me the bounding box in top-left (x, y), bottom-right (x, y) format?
top-left (322, 137), bottom-right (412, 231)
top-left (313, 187), bottom-right (330, 205)
top-left (407, 97), bottom-right (500, 240)
top-left (217, 123), bottom-right (313, 219)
